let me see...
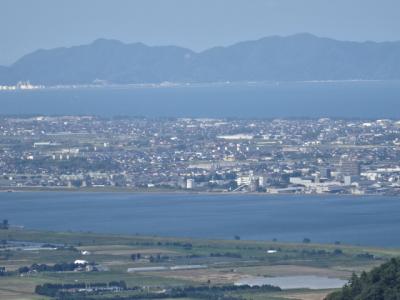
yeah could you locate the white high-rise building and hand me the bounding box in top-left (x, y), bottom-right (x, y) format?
top-left (186, 179), bottom-right (195, 189)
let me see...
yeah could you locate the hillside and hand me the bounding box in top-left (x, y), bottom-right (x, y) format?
top-left (326, 258), bottom-right (400, 300)
top-left (1, 34), bottom-right (400, 85)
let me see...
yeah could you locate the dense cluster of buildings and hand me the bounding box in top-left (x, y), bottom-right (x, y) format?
top-left (0, 116), bottom-right (399, 195)
top-left (0, 81), bottom-right (44, 91)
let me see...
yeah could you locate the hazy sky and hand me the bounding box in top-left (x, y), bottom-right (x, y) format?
top-left (1, 0), bottom-right (399, 65)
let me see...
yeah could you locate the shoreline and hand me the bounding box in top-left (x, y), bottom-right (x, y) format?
top-left (1, 227), bottom-right (398, 252)
top-left (0, 79), bottom-right (396, 93)
top-left (0, 186), bottom-right (394, 198)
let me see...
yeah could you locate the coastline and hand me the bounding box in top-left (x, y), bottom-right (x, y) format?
top-left (0, 79), bottom-right (396, 93)
top-left (0, 186), bottom-right (393, 198)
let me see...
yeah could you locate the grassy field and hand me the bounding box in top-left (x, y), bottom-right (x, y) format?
top-left (1, 228), bottom-right (399, 300)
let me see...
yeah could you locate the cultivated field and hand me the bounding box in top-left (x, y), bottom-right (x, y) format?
top-left (1, 229), bottom-right (398, 300)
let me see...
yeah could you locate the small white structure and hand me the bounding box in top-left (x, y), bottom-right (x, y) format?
top-left (258, 176), bottom-right (267, 188)
top-left (186, 179), bottom-right (195, 189)
top-left (74, 260), bottom-right (88, 265)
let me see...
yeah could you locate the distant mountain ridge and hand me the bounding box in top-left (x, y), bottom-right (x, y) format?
top-left (1, 33), bottom-right (400, 85)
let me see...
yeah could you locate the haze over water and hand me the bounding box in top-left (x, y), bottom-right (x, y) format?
top-left (1, 81), bottom-right (400, 119)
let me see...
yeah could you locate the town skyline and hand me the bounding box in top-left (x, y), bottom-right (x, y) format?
top-left (1, 115), bottom-right (399, 196)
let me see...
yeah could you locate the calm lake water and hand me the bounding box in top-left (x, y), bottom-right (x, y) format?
top-left (1, 192), bottom-right (400, 247)
top-left (1, 81), bottom-right (400, 118)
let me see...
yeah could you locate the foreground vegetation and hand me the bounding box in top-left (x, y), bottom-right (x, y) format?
top-left (1, 229), bottom-right (400, 300)
top-left (326, 257), bottom-right (400, 300)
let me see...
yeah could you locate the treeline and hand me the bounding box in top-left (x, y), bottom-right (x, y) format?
top-left (125, 240), bottom-right (193, 250)
top-left (18, 262), bottom-right (90, 274)
top-left (35, 283), bottom-right (281, 300)
top-left (163, 241), bottom-right (193, 249)
top-left (326, 257), bottom-right (400, 300)
top-left (0, 219), bottom-right (9, 230)
top-left (0, 266), bottom-right (8, 276)
top-left (210, 252), bottom-right (242, 258)
top-left (131, 252), bottom-right (242, 262)
top-left (35, 281), bottom-right (128, 297)
top-left (130, 253), bottom-right (170, 263)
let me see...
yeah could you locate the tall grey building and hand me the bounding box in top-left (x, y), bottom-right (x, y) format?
top-left (339, 157), bottom-right (361, 176)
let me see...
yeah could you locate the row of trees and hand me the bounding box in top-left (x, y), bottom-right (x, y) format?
top-left (18, 262), bottom-right (91, 274)
top-left (210, 252), bottom-right (242, 258)
top-left (35, 281), bottom-right (128, 297)
top-left (35, 283), bottom-right (281, 300)
top-left (130, 253), bottom-right (170, 263)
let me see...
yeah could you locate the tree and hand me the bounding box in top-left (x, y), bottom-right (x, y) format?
top-left (333, 249), bottom-right (343, 255)
top-left (0, 220), bottom-right (8, 230)
top-left (325, 258), bottom-right (400, 300)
